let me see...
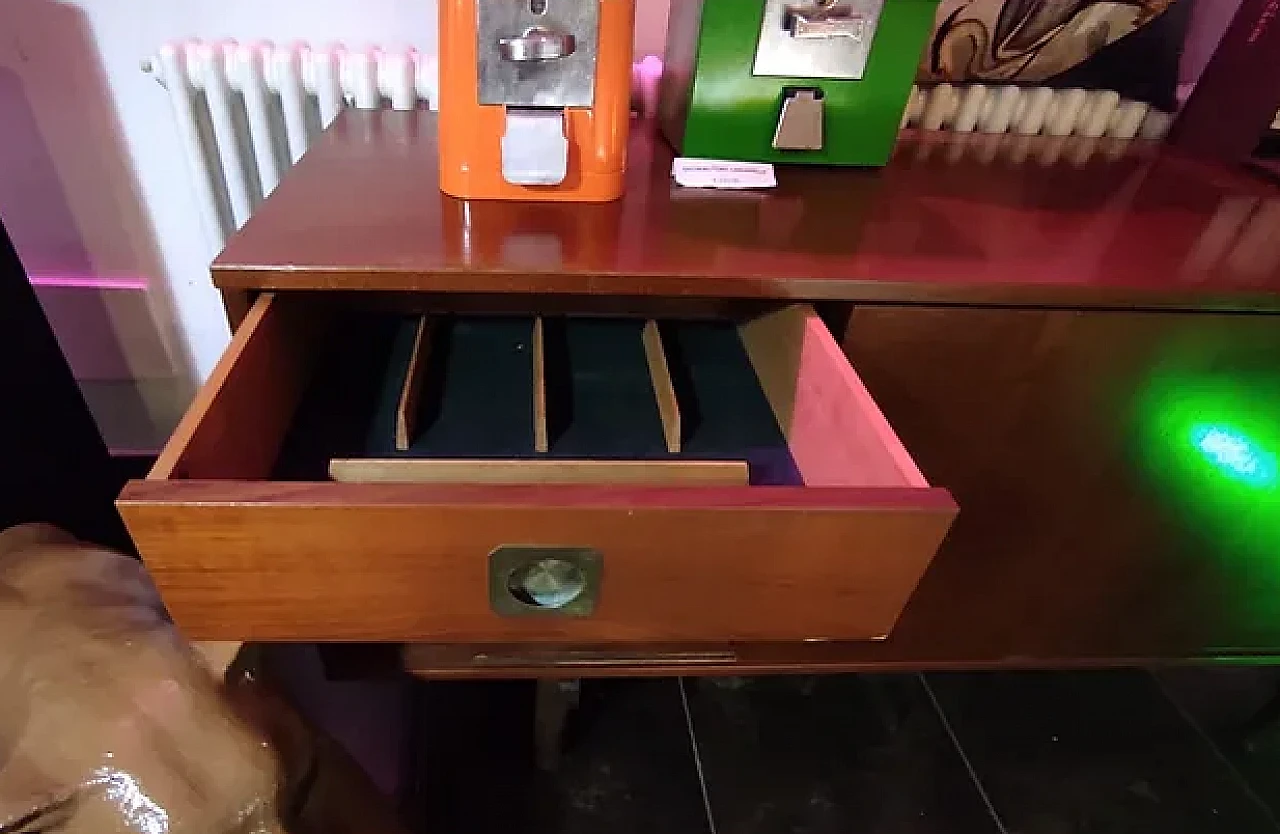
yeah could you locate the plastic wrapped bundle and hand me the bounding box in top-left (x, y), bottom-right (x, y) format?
top-left (0, 524), bottom-right (407, 834)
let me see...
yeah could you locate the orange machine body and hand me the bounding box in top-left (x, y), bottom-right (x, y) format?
top-left (438, 0), bottom-right (635, 202)
top-left (441, 192), bottom-right (623, 268)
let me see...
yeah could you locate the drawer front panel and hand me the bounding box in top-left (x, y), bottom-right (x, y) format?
top-left (119, 482), bottom-right (954, 643)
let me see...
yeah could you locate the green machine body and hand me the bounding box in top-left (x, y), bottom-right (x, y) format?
top-left (659, 0), bottom-right (939, 166)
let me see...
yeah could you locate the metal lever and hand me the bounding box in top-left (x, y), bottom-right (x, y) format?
top-left (773, 88), bottom-right (825, 151)
top-left (499, 26), bottom-right (577, 62)
top-left (786, 5), bottom-right (865, 40)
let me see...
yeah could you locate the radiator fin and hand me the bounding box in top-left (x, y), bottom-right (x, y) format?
top-left (146, 41), bottom-right (1172, 251)
top-left (147, 40), bottom-right (437, 246)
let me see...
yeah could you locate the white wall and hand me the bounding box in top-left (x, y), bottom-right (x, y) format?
top-left (0, 0), bottom-right (670, 447)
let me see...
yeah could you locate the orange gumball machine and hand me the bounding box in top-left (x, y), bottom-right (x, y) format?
top-left (438, 0), bottom-right (636, 202)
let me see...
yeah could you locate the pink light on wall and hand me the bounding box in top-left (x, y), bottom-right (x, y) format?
top-left (632, 54), bottom-right (663, 118)
top-left (1180, 0), bottom-right (1246, 96)
top-left (633, 0), bottom-right (671, 57)
top-left (2, 0), bottom-right (184, 408)
top-left (27, 274), bottom-right (150, 290)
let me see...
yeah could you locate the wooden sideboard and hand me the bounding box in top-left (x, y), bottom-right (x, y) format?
top-left (120, 110), bottom-right (1280, 676)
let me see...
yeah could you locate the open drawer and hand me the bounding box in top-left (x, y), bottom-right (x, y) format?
top-left (117, 294), bottom-right (956, 643)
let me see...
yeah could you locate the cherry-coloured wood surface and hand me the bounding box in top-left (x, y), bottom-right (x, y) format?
top-left (118, 295), bottom-right (957, 644)
top-left (213, 110), bottom-right (1280, 310)
top-left (150, 293), bottom-right (320, 481)
top-left (834, 306), bottom-right (1280, 665)
top-left (117, 480), bottom-right (955, 643)
top-left (144, 109), bottom-right (1280, 669)
top-left (320, 305), bottom-right (1280, 675)
top-left (131, 300), bottom-right (1280, 666)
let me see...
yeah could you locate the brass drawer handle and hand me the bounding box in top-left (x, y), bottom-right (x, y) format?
top-left (489, 546), bottom-right (601, 617)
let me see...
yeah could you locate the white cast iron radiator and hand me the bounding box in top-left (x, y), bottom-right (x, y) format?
top-left (900, 84), bottom-right (1174, 141)
top-left (145, 40), bottom-right (1175, 249)
top-left (144, 41), bottom-right (437, 247)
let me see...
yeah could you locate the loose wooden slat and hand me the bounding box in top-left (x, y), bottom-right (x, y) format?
top-left (738, 304), bottom-right (926, 489)
top-left (642, 320), bottom-right (681, 453)
top-left (328, 457), bottom-right (749, 486)
top-left (395, 316), bottom-right (433, 451)
top-left (533, 316), bottom-right (549, 453)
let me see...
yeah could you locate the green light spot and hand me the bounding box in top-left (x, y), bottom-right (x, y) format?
top-left (1134, 364), bottom-right (1280, 624)
top-left (1191, 424), bottom-right (1278, 489)
top-left (1134, 369), bottom-right (1280, 560)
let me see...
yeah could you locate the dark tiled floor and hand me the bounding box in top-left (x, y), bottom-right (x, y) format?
top-left (1219, 717), bottom-right (1280, 820)
top-left (408, 671), bottom-right (1280, 834)
top-left (683, 675), bottom-right (1000, 834)
top-left (1159, 668), bottom-right (1280, 822)
top-left (928, 669), bottom-right (1278, 834)
top-left (410, 678), bottom-right (709, 834)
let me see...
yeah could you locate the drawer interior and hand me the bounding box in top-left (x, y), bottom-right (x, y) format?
top-left (153, 296), bottom-right (927, 492)
top-left (280, 314), bottom-right (809, 484)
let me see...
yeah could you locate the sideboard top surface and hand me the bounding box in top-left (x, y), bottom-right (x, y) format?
top-left (213, 110), bottom-right (1280, 311)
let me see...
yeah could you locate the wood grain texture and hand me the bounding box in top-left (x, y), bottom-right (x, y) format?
top-left (116, 479), bottom-right (955, 643)
top-left (149, 294), bottom-right (322, 481)
top-left (831, 305), bottom-right (1280, 666)
top-left (329, 458), bottom-right (749, 486)
top-left (126, 294), bottom-right (953, 646)
top-left (395, 316), bottom-right (432, 451)
top-left (533, 316), bottom-right (548, 454)
top-left (126, 300), bottom-right (1280, 663)
top-left (210, 110), bottom-right (1280, 311)
top-left (272, 306), bottom-right (1280, 671)
top-left (739, 304), bottom-right (924, 488)
top-left (642, 320), bottom-right (681, 453)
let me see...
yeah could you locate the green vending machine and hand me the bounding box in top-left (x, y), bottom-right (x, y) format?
top-left (659, 0), bottom-right (939, 166)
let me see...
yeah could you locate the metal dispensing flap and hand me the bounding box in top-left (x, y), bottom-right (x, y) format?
top-left (478, 0), bottom-right (601, 107)
top-left (753, 0), bottom-right (886, 80)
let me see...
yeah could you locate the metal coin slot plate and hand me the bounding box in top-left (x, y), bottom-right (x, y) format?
top-left (774, 88), bottom-right (825, 150)
top-left (489, 545), bottom-right (603, 617)
top-left (753, 0), bottom-right (885, 81)
top-left (478, 0), bottom-right (600, 107)
top-left (499, 27), bottom-right (577, 62)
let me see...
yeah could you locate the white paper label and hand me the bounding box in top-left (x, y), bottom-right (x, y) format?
top-left (671, 158), bottom-right (777, 190)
